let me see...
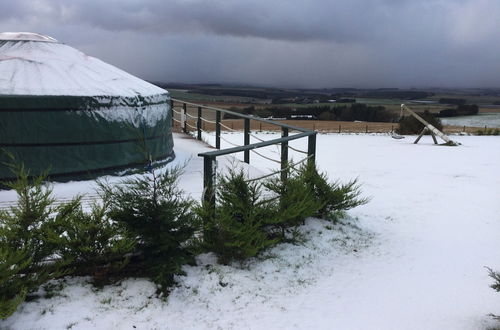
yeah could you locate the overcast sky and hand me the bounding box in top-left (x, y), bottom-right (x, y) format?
top-left (1, 0), bottom-right (499, 88)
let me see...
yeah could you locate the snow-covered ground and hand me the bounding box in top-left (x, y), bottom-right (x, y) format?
top-left (1, 133), bottom-right (500, 330)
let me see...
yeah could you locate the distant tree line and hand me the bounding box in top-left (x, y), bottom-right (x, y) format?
top-left (438, 104), bottom-right (479, 117)
top-left (360, 91), bottom-right (431, 99)
top-left (225, 104), bottom-right (399, 122)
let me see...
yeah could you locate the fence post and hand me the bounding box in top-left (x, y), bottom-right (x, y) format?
top-left (244, 118), bottom-right (250, 163)
top-left (307, 132), bottom-right (317, 165)
top-left (197, 106), bottom-right (202, 141)
top-left (182, 103), bottom-right (187, 133)
top-left (338, 124), bottom-right (341, 133)
top-left (281, 127), bottom-right (289, 181)
top-left (170, 99), bottom-right (174, 128)
top-left (216, 111), bottom-right (221, 149)
top-left (366, 125), bottom-right (368, 133)
top-left (202, 155), bottom-right (216, 222)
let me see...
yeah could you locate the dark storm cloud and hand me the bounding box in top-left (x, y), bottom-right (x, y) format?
top-left (0, 0), bottom-right (450, 42)
top-left (1, 0), bottom-right (499, 88)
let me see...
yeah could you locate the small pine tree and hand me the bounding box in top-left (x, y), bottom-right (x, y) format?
top-left (264, 166), bottom-right (322, 240)
top-left (489, 268), bottom-right (500, 292)
top-left (299, 162), bottom-right (369, 220)
top-left (199, 170), bottom-right (278, 265)
top-left (44, 198), bottom-right (136, 282)
top-left (487, 267), bottom-right (500, 321)
top-left (0, 245), bottom-right (31, 319)
top-left (0, 162), bottom-right (64, 318)
top-left (99, 167), bottom-right (197, 291)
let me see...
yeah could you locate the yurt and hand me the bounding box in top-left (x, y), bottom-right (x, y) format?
top-left (0, 32), bottom-right (174, 181)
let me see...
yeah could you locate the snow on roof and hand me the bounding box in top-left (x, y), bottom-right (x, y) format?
top-left (0, 32), bottom-right (58, 42)
top-left (0, 33), bottom-right (167, 98)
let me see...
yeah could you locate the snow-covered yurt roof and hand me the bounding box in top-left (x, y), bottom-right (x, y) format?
top-left (0, 32), bottom-right (166, 98)
top-left (0, 32), bottom-right (174, 182)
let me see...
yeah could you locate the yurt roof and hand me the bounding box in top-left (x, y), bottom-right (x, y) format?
top-left (0, 32), bottom-right (167, 98)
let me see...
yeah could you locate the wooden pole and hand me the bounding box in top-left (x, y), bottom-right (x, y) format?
top-left (307, 133), bottom-right (317, 164)
top-left (202, 155), bottom-right (216, 222)
top-left (281, 127), bottom-right (289, 182)
top-left (182, 103), bottom-right (187, 133)
top-left (197, 106), bottom-right (202, 141)
top-left (244, 118), bottom-right (250, 163)
top-left (414, 127), bottom-right (427, 144)
top-left (215, 111), bottom-right (221, 149)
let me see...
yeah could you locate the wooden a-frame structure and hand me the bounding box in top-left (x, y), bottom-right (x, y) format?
top-left (401, 104), bottom-right (459, 146)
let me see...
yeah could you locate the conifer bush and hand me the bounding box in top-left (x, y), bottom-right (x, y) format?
top-left (487, 267), bottom-right (500, 321)
top-left (0, 245), bottom-right (31, 319)
top-left (199, 170), bottom-right (278, 265)
top-left (99, 167), bottom-right (198, 291)
top-left (0, 163), bottom-right (63, 319)
top-left (45, 199), bottom-right (136, 281)
top-left (299, 162), bottom-right (369, 221)
top-left (264, 167), bottom-right (321, 240)
top-left (0, 159), bottom-right (136, 318)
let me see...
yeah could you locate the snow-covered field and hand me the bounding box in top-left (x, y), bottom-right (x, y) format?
top-left (1, 133), bottom-right (500, 330)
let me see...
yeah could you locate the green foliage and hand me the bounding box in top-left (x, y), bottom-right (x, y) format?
top-left (99, 167), bottom-right (198, 291)
top-left (488, 268), bottom-right (500, 292)
top-left (299, 163), bottom-right (369, 220)
top-left (45, 199), bottom-right (135, 280)
top-left (0, 162), bottom-right (61, 319)
top-left (265, 167), bottom-right (322, 239)
top-left (199, 170), bottom-right (278, 265)
top-left (0, 157), bottom-right (135, 319)
top-left (0, 163), bottom-right (56, 263)
top-left (397, 111), bottom-right (443, 135)
top-left (199, 164), bottom-right (368, 264)
top-left (487, 267), bottom-right (500, 322)
top-left (0, 246), bottom-right (30, 319)
top-left (248, 104), bottom-right (397, 122)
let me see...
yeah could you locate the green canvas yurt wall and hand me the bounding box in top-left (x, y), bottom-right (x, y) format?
top-left (0, 32), bottom-right (174, 181)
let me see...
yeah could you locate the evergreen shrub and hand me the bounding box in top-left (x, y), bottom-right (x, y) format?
top-left (264, 167), bottom-right (321, 239)
top-left (0, 163), bottom-right (64, 319)
top-left (45, 199), bottom-right (135, 282)
top-left (99, 167), bottom-right (198, 291)
top-left (299, 162), bottom-right (369, 221)
top-left (488, 267), bottom-right (500, 321)
top-left (199, 170), bottom-right (277, 265)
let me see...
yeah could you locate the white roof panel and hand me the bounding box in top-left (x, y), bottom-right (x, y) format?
top-left (0, 33), bottom-right (167, 97)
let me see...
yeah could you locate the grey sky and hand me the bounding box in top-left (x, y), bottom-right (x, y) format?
top-left (1, 0), bottom-right (499, 88)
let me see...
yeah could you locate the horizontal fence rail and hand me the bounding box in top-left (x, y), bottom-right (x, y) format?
top-left (170, 98), bottom-right (317, 210)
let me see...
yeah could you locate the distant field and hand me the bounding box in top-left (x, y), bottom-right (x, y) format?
top-left (168, 89), bottom-right (257, 104)
top-left (172, 119), bottom-right (481, 135)
top-left (426, 93), bottom-right (500, 105)
top-left (355, 98), bottom-right (403, 105)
